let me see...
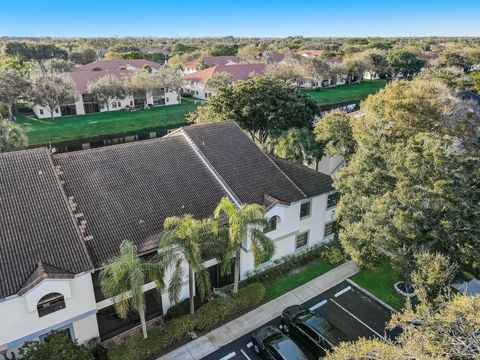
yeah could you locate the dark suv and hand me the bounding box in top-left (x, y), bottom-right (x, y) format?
top-left (252, 325), bottom-right (308, 360)
top-left (281, 305), bottom-right (348, 352)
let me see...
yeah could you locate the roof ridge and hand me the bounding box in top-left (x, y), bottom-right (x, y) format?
top-left (268, 154), bottom-right (325, 176)
top-left (180, 128), bottom-right (242, 206)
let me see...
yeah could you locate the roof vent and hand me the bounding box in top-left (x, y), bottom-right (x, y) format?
top-left (38, 170), bottom-right (43, 175)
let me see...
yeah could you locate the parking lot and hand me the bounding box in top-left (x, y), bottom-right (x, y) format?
top-left (201, 280), bottom-right (395, 360)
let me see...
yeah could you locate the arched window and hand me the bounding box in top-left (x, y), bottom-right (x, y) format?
top-left (37, 293), bottom-right (66, 317)
top-left (264, 216), bottom-right (279, 233)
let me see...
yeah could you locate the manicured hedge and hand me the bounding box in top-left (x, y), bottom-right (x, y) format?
top-left (108, 283), bottom-right (265, 360)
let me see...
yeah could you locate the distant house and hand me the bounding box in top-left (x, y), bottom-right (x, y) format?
top-left (0, 121), bottom-right (337, 354)
top-left (298, 49), bottom-right (323, 58)
top-left (32, 60), bottom-right (179, 119)
top-left (182, 55), bottom-right (242, 74)
top-left (184, 63), bottom-right (266, 99)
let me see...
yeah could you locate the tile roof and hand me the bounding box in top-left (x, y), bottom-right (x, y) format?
top-left (182, 121), bottom-right (307, 205)
top-left (0, 148), bottom-right (92, 298)
top-left (72, 59), bottom-right (162, 72)
top-left (53, 136), bottom-right (229, 267)
top-left (1, 122), bottom-right (333, 280)
top-left (269, 155), bottom-right (334, 197)
top-left (183, 56), bottom-right (242, 69)
top-left (185, 63), bottom-right (266, 84)
top-left (66, 70), bottom-right (132, 93)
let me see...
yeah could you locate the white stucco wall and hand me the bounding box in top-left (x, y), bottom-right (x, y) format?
top-left (0, 272), bottom-right (99, 354)
top-left (240, 193), bottom-right (336, 279)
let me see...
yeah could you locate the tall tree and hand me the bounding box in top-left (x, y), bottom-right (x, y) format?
top-left (333, 79), bottom-right (480, 270)
top-left (189, 76), bottom-right (319, 143)
top-left (0, 69), bottom-right (30, 118)
top-left (0, 120), bottom-right (28, 152)
top-left (314, 111), bottom-right (356, 164)
top-left (87, 74), bottom-right (127, 111)
top-left (387, 50), bottom-right (425, 78)
top-left (214, 197), bottom-right (275, 294)
top-left (158, 215), bottom-right (217, 314)
top-left (100, 240), bottom-right (165, 339)
top-left (206, 71), bottom-right (233, 91)
top-left (159, 68), bottom-right (185, 102)
top-left (29, 73), bottom-right (77, 120)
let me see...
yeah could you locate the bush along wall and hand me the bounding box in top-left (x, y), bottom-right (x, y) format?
top-left (245, 241), bottom-right (346, 285)
top-left (108, 283), bottom-right (265, 360)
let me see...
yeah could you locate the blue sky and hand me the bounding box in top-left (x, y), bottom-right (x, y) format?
top-left (1, 0), bottom-right (479, 37)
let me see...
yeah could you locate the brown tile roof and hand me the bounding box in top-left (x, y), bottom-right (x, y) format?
top-left (183, 56), bottom-right (242, 69)
top-left (0, 148), bottom-right (92, 298)
top-left (53, 136), bottom-right (229, 266)
top-left (182, 121), bottom-right (306, 205)
top-left (72, 59), bottom-right (162, 72)
top-left (66, 70), bottom-right (132, 93)
top-left (269, 155), bottom-right (334, 197)
top-left (185, 64), bottom-right (266, 84)
top-left (18, 262), bottom-right (75, 296)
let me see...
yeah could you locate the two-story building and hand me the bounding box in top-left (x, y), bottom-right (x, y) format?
top-left (0, 121), bottom-right (337, 356)
top-left (183, 63), bottom-right (266, 99)
top-left (31, 60), bottom-right (180, 119)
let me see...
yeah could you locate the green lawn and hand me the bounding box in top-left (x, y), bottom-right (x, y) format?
top-left (302, 80), bottom-right (387, 106)
top-left (18, 100), bottom-right (197, 146)
top-left (264, 261), bottom-right (337, 301)
top-left (350, 260), bottom-right (405, 310)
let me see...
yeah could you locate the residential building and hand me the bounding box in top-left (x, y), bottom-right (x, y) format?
top-left (0, 121), bottom-right (336, 355)
top-left (31, 60), bottom-right (180, 119)
top-left (184, 63), bottom-right (266, 99)
top-left (182, 55), bottom-right (242, 74)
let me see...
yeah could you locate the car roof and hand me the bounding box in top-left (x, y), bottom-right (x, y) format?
top-left (270, 337), bottom-right (307, 360)
top-left (304, 313), bottom-right (349, 346)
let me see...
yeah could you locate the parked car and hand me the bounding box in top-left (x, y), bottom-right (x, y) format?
top-left (281, 305), bottom-right (348, 353)
top-left (252, 325), bottom-right (308, 360)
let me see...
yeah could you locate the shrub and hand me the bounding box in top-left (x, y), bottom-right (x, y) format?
top-left (165, 296), bottom-right (204, 320)
top-left (18, 331), bottom-right (93, 360)
top-left (321, 246), bottom-right (346, 264)
top-left (108, 283), bottom-right (265, 360)
top-left (245, 242), bottom-right (345, 284)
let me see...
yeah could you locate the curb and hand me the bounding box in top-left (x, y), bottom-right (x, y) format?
top-left (346, 278), bottom-right (398, 313)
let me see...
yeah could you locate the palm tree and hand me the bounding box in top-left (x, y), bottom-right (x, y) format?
top-left (214, 197), bottom-right (275, 294)
top-left (99, 240), bottom-right (165, 339)
top-left (158, 214), bottom-right (216, 314)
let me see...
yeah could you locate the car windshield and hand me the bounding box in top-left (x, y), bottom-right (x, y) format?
top-left (305, 314), bottom-right (332, 333)
top-left (273, 338), bottom-right (307, 360)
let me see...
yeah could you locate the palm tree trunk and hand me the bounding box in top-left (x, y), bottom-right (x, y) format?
top-left (189, 265), bottom-right (195, 314)
top-left (139, 310), bottom-right (148, 339)
top-left (233, 249), bottom-right (241, 294)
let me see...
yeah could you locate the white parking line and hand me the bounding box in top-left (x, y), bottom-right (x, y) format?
top-left (240, 349), bottom-right (252, 360)
top-left (246, 342), bottom-right (253, 348)
top-left (309, 299), bottom-right (327, 311)
top-left (334, 286), bottom-right (351, 297)
top-left (219, 352), bottom-right (237, 360)
top-left (330, 298), bottom-right (386, 341)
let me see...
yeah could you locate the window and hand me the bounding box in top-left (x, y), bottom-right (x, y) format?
top-left (300, 201), bottom-right (311, 219)
top-left (117, 101), bottom-right (121, 107)
top-left (39, 109), bottom-right (44, 115)
top-left (324, 221), bottom-right (337, 238)
top-left (296, 231), bottom-right (308, 249)
top-left (327, 192), bottom-right (339, 209)
top-left (264, 216), bottom-right (278, 233)
top-left (111, 102), bottom-right (117, 109)
top-left (298, 323), bottom-right (320, 341)
top-left (37, 293), bottom-right (66, 317)
top-left (166, 97), bottom-right (169, 102)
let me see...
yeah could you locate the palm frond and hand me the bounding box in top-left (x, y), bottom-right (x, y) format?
top-left (168, 257), bottom-right (185, 305)
top-left (195, 266), bottom-right (211, 301)
top-left (250, 228), bottom-right (276, 266)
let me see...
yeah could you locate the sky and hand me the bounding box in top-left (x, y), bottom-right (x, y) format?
top-left (1, 0), bottom-right (480, 38)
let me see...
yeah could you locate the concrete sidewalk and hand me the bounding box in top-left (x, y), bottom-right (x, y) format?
top-left (159, 260), bottom-right (360, 360)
